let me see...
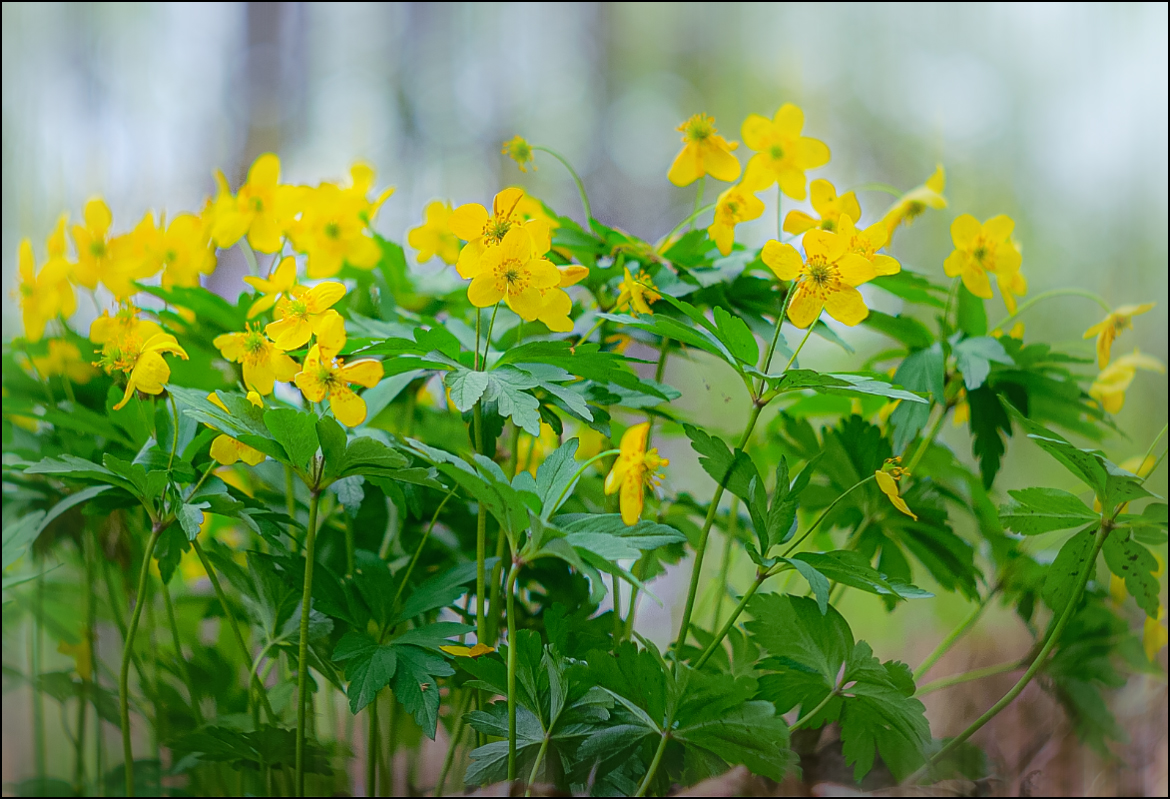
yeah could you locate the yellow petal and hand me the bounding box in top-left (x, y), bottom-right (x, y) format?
top-left (702, 142), bottom-right (742, 183)
top-left (782, 210), bottom-right (818, 236)
top-left (774, 103), bottom-right (804, 136)
top-left (875, 470), bottom-right (918, 520)
top-left (982, 215), bottom-right (1015, 242)
top-left (449, 203), bottom-right (489, 241)
top-left (786, 285), bottom-right (822, 329)
top-left (330, 385), bottom-right (368, 427)
top-left (468, 274), bottom-right (505, 307)
top-left (304, 281), bottom-right (346, 313)
top-left (740, 114), bottom-right (772, 152)
top-left (313, 310), bottom-right (347, 361)
top-left (248, 153), bottom-right (281, 188)
top-left (777, 167), bottom-right (808, 201)
top-left (506, 286), bottom-right (544, 321)
top-left (211, 435), bottom-right (243, 465)
top-left (339, 359), bottom-right (383, 388)
top-left (620, 468), bottom-right (645, 526)
top-left (823, 284), bottom-right (869, 326)
top-left (761, 241), bottom-right (803, 281)
top-left (668, 144), bottom-right (702, 187)
top-left (619, 422), bottom-right (650, 459)
top-left (129, 351), bottom-right (171, 395)
top-left (961, 261), bottom-right (994, 299)
top-left (84, 198), bottom-right (113, 235)
top-left (492, 187), bottom-right (525, 217)
top-left (950, 214), bottom-right (981, 249)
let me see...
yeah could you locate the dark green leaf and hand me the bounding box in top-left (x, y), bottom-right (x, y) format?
top-left (264, 408), bottom-right (319, 472)
top-left (954, 336), bottom-right (1012, 391)
top-left (999, 488), bottom-right (1098, 535)
top-left (1042, 527), bottom-right (1097, 612)
top-left (1102, 531), bottom-right (1159, 617)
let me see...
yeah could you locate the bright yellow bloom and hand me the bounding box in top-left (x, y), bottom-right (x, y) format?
top-left (244, 256), bottom-right (301, 318)
top-left (783, 180), bottom-right (861, 235)
top-left (1083, 303), bottom-right (1155, 368)
top-left (449, 187), bottom-right (551, 279)
top-left (668, 113), bottom-right (741, 186)
top-left (71, 198), bottom-right (116, 290)
top-left (604, 422), bottom-right (669, 526)
top-left (875, 458), bottom-right (917, 521)
top-left (943, 214), bottom-right (1022, 301)
top-left (89, 304), bottom-right (163, 350)
top-left (513, 190), bottom-right (560, 229)
top-left (152, 213), bottom-right (216, 290)
top-left (502, 136), bottom-right (535, 172)
top-left (265, 282), bottom-right (347, 350)
top-left (536, 265), bottom-right (589, 333)
top-left (881, 165), bottom-right (947, 237)
top-left (762, 229), bottom-right (881, 328)
top-left (294, 343), bottom-right (383, 428)
top-left (708, 184), bottom-right (766, 256)
top-left (1089, 350), bottom-right (1164, 413)
top-left (996, 268), bottom-right (1028, 315)
top-left (836, 215), bottom-right (901, 277)
top-left (95, 331), bottom-right (189, 410)
top-left (209, 153), bottom-right (297, 253)
top-left (31, 340), bottom-right (96, 384)
top-left (213, 324), bottom-right (299, 395)
top-left (408, 201), bottom-right (462, 265)
top-left (614, 268), bottom-right (660, 317)
top-left (17, 235), bottom-right (75, 342)
top-left (464, 226), bottom-right (560, 321)
top-left (207, 391), bottom-right (267, 466)
top-left (291, 166), bottom-right (391, 279)
top-left (740, 104), bottom-right (830, 200)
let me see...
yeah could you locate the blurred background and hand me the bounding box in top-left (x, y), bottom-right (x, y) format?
top-left (3, 3), bottom-right (1167, 795)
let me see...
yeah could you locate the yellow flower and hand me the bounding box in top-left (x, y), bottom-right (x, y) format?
top-left (17, 235), bottom-right (75, 342)
top-left (996, 268), bottom-right (1028, 315)
top-left (668, 113), bottom-right (741, 187)
top-left (291, 167), bottom-right (390, 278)
top-left (89, 304), bottom-right (163, 350)
top-left (614, 268), bottom-right (660, 316)
top-left (207, 391), bottom-right (267, 466)
top-left (464, 226), bottom-right (560, 321)
top-left (740, 104), bottom-right (830, 200)
top-left (71, 198), bottom-right (116, 290)
top-left (761, 229), bottom-right (881, 328)
top-left (209, 153), bottom-right (296, 253)
top-left (783, 180), bottom-right (861, 235)
top-left (943, 214), bottom-right (1022, 301)
top-left (1083, 303), bottom-right (1155, 368)
top-left (439, 643), bottom-right (495, 658)
top-left (875, 459), bottom-right (917, 521)
top-left (881, 165), bottom-right (947, 237)
top-left (244, 256), bottom-right (301, 318)
top-left (294, 343), bottom-right (383, 428)
top-left (536, 265), bottom-right (589, 333)
top-left (96, 332), bottom-right (189, 410)
top-left (408, 201), bottom-right (462, 265)
top-left (708, 184), bottom-right (766, 256)
top-left (265, 281), bottom-right (347, 350)
top-left (1089, 350), bottom-right (1165, 413)
top-left (213, 324), bottom-right (300, 395)
top-left (836, 215), bottom-right (901, 277)
top-left (31, 340), bottom-right (96, 385)
top-left (604, 422), bottom-right (669, 526)
top-left (502, 135), bottom-right (535, 172)
top-left (449, 187), bottom-right (551, 279)
top-left (343, 162), bottom-right (396, 218)
top-left (157, 213), bottom-right (216, 290)
top-left (513, 190), bottom-right (560, 230)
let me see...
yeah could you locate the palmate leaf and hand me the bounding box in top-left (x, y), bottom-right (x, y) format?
top-left (1102, 530), bottom-right (1160, 617)
top-left (747, 594), bottom-right (931, 781)
top-left (999, 487), bottom-right (1098, 535)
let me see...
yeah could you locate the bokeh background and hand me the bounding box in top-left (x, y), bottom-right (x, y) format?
top-left (3, 2), bottom-right (1167, 795)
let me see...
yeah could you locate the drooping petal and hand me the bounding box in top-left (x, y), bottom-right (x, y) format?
top-left (313, 310), bottom-right (347, 361)
top-left (270, 350), bottom-right (301, 384)
top-left (556, 265), bottom-right (589, 287)
top-left (667, 144), bottom-right (703, 187)
top-left (523, 218), bottom-right (552, 256)
top-left (210, 435), bottom-right (243, 465)
top-left (823, 284), bottom-right (869, 326)
top-left (129, 351), bottom-right (172, 395)
top-left (330, 385), bottom-right (368, 427)
top-left (243, 358), bottom-right (276, 396)
top-left (871, 254), bottom-right (901, 276)
top-left (961, 261), bottom-right (994, 299)
top-left (619, 468), bottom-right (645, 526)
top-left (620, 422), bottom-right (650, 459)
top-left (875, 470), bottom-right (918, 520)
top-left (468, 274), bottom-right (505, 308)
top-left (339, 359), bottom-right (383, 388)
top-left (710, 221), bottom-right (735, 256)
top-left (761, 241), bottom-right (804, 281)
top-left (537, 288), bottom-right (574, 332)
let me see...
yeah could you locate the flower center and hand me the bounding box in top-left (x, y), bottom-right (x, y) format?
top-left (821, 218), bottom-right (836, 232)
top-left (324, 222), bottom-right (341, 240)
top-left (682, 114), bottom-right (715, 142)
top-left (164, 249), bottom-right (178, 263)
top-left (243, 327), bottom-right (268, 357)
top-left (483, 217), bottom-right (512, 245)
top-left (251, 197), bottom-right (264, 212)
top-left (495, 258), bottom-right (528, 291)
top-left (89, 241), bottom-right (107, 258)
top-left (287, 299), bottom-right (309, 320)
top-left (769, 144), bottom-right (785, 160)
top-left (806, 258), bottom-right (834, 289)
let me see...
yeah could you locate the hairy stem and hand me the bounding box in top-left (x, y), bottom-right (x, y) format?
top-left (790, 688), bottom-right (836, 732)
top-left (295, 490), bottom-right (322, 796)
top-left (505, 563), bottom-right (521, 781)
top-left (913, 589), bottom-right (996, 682)
top-left (634, 732), bottom-right (670, 797)
top-left (532, 145), bottom-right (592, 221)
top-left (120, 524), bottom-right (163, 797)
top-left (915, 660), bottom-right (1024, 697)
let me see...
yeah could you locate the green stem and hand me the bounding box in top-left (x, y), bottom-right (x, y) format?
top-left (167, 393), bottom-right (180, 473)
top-left (674, 402), bottom-right (764, 662)
top-left (906, 522), bottom-right (1110, 784)
top-left (634, 733), bottom-right (670, 797)
top-left (434, 689), bottom-right (472, 797)
top-left (645, 339), bottom-right (671, 439)
top-left (161, 578), bottom-right (203, 724)
top-left (904, 403), bottom-right (947, 473)
top-left (611, 570), bottom-right (623, 644)
top-left (295, 490), bottom-right (322, 797)
top-left (366, 691), bottom-right (378, 797)
top-left (487, 528), bottom-right (508, 644)
top-left (656, 203), bottom-right (717, 253)
top-left (505, 563), bottom-right (521, 781)
top-left (239, 238), bottom-right (260, 277)
top-left (391, 488), bottom-right (458, 611)
top-left (285, 464), bottom-right (297, 546)
top-left (691, 177), bottom-right (705, 228)
top-left (694, 571), bottom-right (768, 670)
top-left (543, 448), bottom-right (622, 520)
top-left (532, 145), bottom-right (592, 221)
top-left (573, 317), bottom-right (605, 349)
top-left (473, 403), bottom-right (488, 645)
top-left (915, 660), bottom-right (1023, 697)
top-left (912, 589), bottom-right (996, 682)
top-left (780, 475), bottom-right (876, 558)
top-left (482, 302), bottom-right (501, 368)
top-left (710, 499), bottom-right (738, 630)
top-left (993, 287), bottom-right (1112, 331)
top-left (120, 524), bottom-right (163, 798)
top-left (524, 735), bottom-right (551, 796)
top-left (790, 688), bottom-right (836, 732)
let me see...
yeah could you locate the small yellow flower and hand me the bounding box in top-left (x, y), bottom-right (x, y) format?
top-left (71, 198), bottom-right (116, 290)
top-left (449, 187), bottom-right (551, 279)
top-left (213, 324), bottom-right (300, 395)
top-left (1089, 349), bottom-right (1164, 413)
top-left (761, 229), bottom-right (881, 328)
top-left (783, 180), bottom-right (861, 235)
top-left (31, 340), bottom-right (96, 385)
top-left (535, 265), bottom-right (588, 333)
top-left (89, 304), bottom-right (164, 350)
top-left (740, 104), bottom-right (830, 200)
top-left (943, 214), bottom-right (1022, 301)
top-left (875, 458), bottom-right (917, 521)
top-left (244, 256), bottom-right (301, 318)
top-left (439, 643), bottom-right (495, 658)
top-left (996, 268), bottom-right (1028, 315)
top-left (291, 169), bottom-right (388, 279)
top-left (604, 422), bottom-right (669, 526)
top-left (95, 331), bottom-right (189, 410)
top-left (614, 268), bottom-right (660, 317)
top-left (881, 165), bottom-right (947, 237)
top-left (408, 201), bottom-right (462, 265)
top-left (1083, 303), bottom-right (1155, 368)
top-left (17, 235), bottom-right (75, 342)
top-left (294, 343), bottom-right (383, 428)
top-left (836, 215), bottom-right (901, 277)
top-left (157, 213), bottom-right (217, 290)
top-left (210, 153), bottom-right (297, 253)
top-left (464, 226), bottom-right (560, 321)
top-left (669, 113), bottom-right (741, 187)
top-left (708, 184), bottom-right (766, 256)
top-left (502, 135), bottom-right (535, 172)
top-left (265, 282), bottom-right (347, 350)
top-left (207, 391), bottom-right (267, 466)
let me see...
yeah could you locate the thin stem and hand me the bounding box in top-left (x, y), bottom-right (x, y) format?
top-left (674, 402), bottom-right (764, 662)
top-left (915, 660), bottom-right (1023, 697)
top-left (119, 524), bottom-right (163, 798)
top-left (531, 145), bottom-right (592, 221)
top-left (913, 589), bottom-right (996, 682)
top-left (482, 302), bottom-right (501, 368)
top-left (655, 202), bottom-right (717, 253)
top-left (645, 339), bottom-right (671, 439)
top-left (780, 475), bottom-right (876, 559)
top-left (573, 317), bottom-right (605, 349)
top-left (474, 403), bottom-right (488, 645)
top-left (391, 488), bottom-right (458, 611)
top-left (167, 393), bottom-right (180, 472)
top-left (611, 570), bottom-right (623, 644)
top-left (161, 578), bottom-right (203, 725)
top-left (366, 691), bottom-right (378, 797)
top-left (993, 287), bottom-right (1112, 331)
top-left (434, 689), bottom-right (472, 797)
top-left (790, 689), bottom-right (836, 732)
top-left (296, 490), bottom-right (322, 797)
top-left (239, 238), bottom-right (260, 277)
top-left (907, 522), bottom-right (1110, 784)
top-left (505, 563), bottom-right (521, 781)
top-left (524, 735), bottom-right (551, 796)
top-left (694, 571), bottom-right (768, 670)
top-left (285, 464), bottom-right (297, 546)
top-left (782, 323), bottom-right (815, 372)
top-left (474, 308), bottom-right (482, 372)
top-left (710, 499), bottom-right (738, 630)
top-left (487, 528), bottom-right (509, 645)
top-left (634, 733), bottom-right (670, 797)
top-left (543, 448), bottom-right (622, 520)
top-left (904, 403), bottom-right (948, 473)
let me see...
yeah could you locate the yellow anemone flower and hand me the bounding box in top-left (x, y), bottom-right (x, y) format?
top-left (294, 344), bottom-right (383, 427)
top-left (408, 201), bottom-right (462, 265)
top-left (536, 266), bottom-right (588, 333)
top-left (210, 153), bottom-right (297, 253)
top-left (465, 226), bottom-right (560, 321)
top-left (71, 198), bottom-right (116, 290)
top-left (783, 179), bottom-right (861, 235)
top-left (615, 268), bottom-right (660, 316)
top-left (244, 256), bottom-right (301, 318)
top-left (157, 213), bottom-right (216, 290)
top-left (943, 214), bottom-right (1022, 300)
top-left (449, 187), bottom-right (551, 279)
top-left (1089, 349), bottom-right (1164, 413)
top-left (207, 391), bottom-right (267, 466)
top-left (291, 179), bottom-right (386, 279)
top-left (708, 184), bottom-right (766, 256)
top-left (740, 104), bottom-right (830, 200)
top-left (17, 237), bottom-right (75, 342)
top-left (1083, 303), bottom-right (1156, 368)
top-left (265, 281), bottom-right (347, 350)
top-left (97, 332), bottom-right (188, 410)
top-left (502, 136), bottom-right (535, 172)
top-left (31, 340), bottom-right (96, 385)
top-left (89, 304), bottom-right (164, 350)
top-left (836, 215), bottom-right (901, 277)
top-left (875, 459), bottom-right (917, 521)
top-left (604, 422), bottom-right (669, 526)
top-left (881, 165), bottom-right (947, 237)
top-left (668, 113), bottom-right (741, 187)
top-left (762, 229), bottom-right (879, 328)
top-left (213, 323), bottom-right (299, 396)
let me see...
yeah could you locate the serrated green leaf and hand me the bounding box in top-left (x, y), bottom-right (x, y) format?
top-left (712, 305), bottom-right (759, 364)
top-left (264, 408), bottom-right (319, 471)
top-left (673, 700), bottom-right (794, 782)
top-left (954, 336), bottom-right (1012, 390)
top-left (684, 424), bottom-right (758, 499)
top-left (176, 502), bottom-right (209, 540)
top-left (445, 368), bottom-right (491, 412)
top-left (1102, 532), bottom-right (1159, 617)
top-left (1042, 527), bottom-right (1097, 612)
top-left (889, 344), bottom-right (945, 453)
top-left (534, 438), bottom-right (581, 516)
top-left (999, 487), bottom-right (1098, 535)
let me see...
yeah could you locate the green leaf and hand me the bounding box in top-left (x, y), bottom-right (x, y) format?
top-left (534, 438), bottom-right (581, 516)
top-left (317, 416), bottom-right (347, 481)
top-left (968, 385), bottom-right (1012, 488)
top-left (264, 408), bottom-right (319, 472)
top-left (684, 424), bottom-right (758, 499)
top-left (1102, 531), bottom-right (1159, 617)
top-left (673, 700), bottom-right (793, 782)
top-left (398, 559), bottom-right (491, 621)
top-left (3, 486), bottom-right (109, 572)
top-left (483, 367), bottom-right (542, 436)
top-left (786, 558), bottom-right (831, 613)
top-left (871, 270), bottom-right (947, 308)
top-left (176, 502), bottom-right (209, 540)
top-left (999, 488), bottom-right (1098, 535)
top-left (767, 370), bottom-right (928, 404)
top-left (393, 645), bottom-right (454, 738)
top-left (332, 632), bottom-right (398, 714)
top-left (1042, 527), bottom-right (1097, 612)
top-left (712, 305), bottom-right (759, 364)
top-left (889, 344), bottom-right (945, 453)
top-left (445, 368), bottom-right (491, 412)
top-left (792, 551), bottom-right (931, 600)
top-left (338, 436), bottom-right (408, 478)
top-left (954, 336), bottom-right (1012, 390)
top-left (863, 311), bottom-right (934, 350)
top-left (955, 284), bottom-right (988, 336)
